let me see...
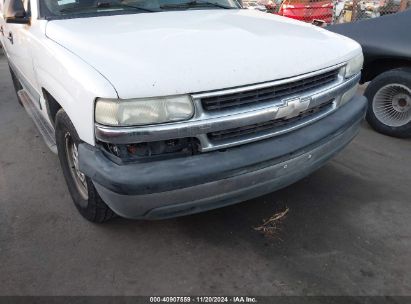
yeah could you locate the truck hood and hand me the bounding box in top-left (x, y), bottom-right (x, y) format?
top-left (46, 10), bottom-right (360, 99)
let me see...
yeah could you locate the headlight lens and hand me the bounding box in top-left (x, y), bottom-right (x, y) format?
top-left (345, 53), bottom-right (364, 78)
top-left (340, 83), bottom-right (359, 106)
top-left (95, 95), bottom-right (194, 126)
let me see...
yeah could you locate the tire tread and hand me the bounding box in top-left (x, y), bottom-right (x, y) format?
top-left (55, 109), bottom-right (115, 223)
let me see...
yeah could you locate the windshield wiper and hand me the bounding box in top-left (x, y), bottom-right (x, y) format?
top-left (103, 2), bottom-right (158, 12)
top-left (60, 2), bottom-right (157, 14)
top-left (160, 1), bottom-right (236, 10)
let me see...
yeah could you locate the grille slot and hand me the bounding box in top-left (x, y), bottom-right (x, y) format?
top-left (201, 69), bottom-right (340, 112)
top-left (208, 100), bottom-right (334, 143)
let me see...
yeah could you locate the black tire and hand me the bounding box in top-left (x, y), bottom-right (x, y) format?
top-left (55, 109), bottom-right (116, 223)
top-left (8, 65), bottom-right (23, 107)
top-left (365, 68), bottom-right (411, 138)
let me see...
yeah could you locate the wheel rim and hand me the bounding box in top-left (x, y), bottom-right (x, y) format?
top-left (372, 84), bottom-right (411, 127)
top-left (65, 132), bottom-right (88, 200)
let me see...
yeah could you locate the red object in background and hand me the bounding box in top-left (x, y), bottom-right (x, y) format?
top-left (276, 0), bottom-right (334, 24)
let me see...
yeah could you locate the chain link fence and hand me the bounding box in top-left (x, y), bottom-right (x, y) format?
top-left (242, 0), bottom-right (410, 24)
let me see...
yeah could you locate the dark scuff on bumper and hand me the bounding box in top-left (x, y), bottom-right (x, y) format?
top-left (79, 96), bottom-right (367, 219)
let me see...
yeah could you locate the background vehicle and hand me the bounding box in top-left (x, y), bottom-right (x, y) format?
top-left (328, 9), bottom-right (411, 137)
top-left (243, 0), bottom-right (268, 11)
top-left (265, 0), bottom-right (282, 13)
top-left (274, 0), bottom-right (334, 24)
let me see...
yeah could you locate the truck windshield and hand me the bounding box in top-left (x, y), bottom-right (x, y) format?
top-left (40, 0), bottom-right (241, 18)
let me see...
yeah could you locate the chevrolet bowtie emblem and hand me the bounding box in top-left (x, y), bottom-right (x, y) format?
top-left (277, 97), bottom-right (311, 119)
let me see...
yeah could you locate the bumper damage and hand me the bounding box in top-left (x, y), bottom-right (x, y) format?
top-left (79, 96), bottom-right (367, 219)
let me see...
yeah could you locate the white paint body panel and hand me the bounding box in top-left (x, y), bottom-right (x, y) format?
top-left (30, 22), bottom-right (119, 144)
top-left (45, 10), bottom-right (361, 99)
top-left (3, 6), bottom-right (118, 145)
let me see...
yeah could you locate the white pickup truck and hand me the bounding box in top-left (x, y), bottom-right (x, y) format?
top-left (0, 0), bottom-right (366, 222)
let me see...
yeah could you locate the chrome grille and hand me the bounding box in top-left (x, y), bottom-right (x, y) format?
top-left (208, 100), bottom-right (334, 143)
top-left (201, 68), bottom-right (340, 112)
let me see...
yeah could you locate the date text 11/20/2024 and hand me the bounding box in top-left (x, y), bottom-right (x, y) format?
top-left (150, 297), bottom-right (258, 303)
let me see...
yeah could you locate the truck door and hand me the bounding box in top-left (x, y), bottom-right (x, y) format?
top-left (0, 0), bottom-right (5, 48)
top-left (3, 0), bottom-right (40, 105)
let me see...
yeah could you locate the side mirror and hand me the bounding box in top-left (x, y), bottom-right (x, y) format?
top-left (6, 0), bottom-right (30, 24)
top-left (6, 11), bottom-right (30, 24)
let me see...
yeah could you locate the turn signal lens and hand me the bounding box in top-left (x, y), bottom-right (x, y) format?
top-left (345, 53), bottom-right (364, 79)
top-left (340, 84), bottom-right (359, 106)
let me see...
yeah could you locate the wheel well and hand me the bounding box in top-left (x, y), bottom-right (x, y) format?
top-left (42, 89), bottom-right (62, 126)
top-left (362, 58), bottom-right (411, 83)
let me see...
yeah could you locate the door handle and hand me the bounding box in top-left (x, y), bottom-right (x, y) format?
top-left (0, 26), bottom-right (4, 36)
top-left (7, 32), bottom-right (13, 44)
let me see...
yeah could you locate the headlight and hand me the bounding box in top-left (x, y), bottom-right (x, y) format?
top-left (95, 95), bottom-right (194, 126)
top-left (345, 53), bottom-right (364, 78)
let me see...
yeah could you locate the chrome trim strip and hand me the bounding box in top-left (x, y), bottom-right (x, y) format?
top-left (95, 73), bottom-right (361, 151)
top-left (203, 104), bottom-right (336, 151)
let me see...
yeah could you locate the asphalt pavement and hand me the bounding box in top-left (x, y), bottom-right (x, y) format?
top-left (0, 52), bottom-right (410, 296)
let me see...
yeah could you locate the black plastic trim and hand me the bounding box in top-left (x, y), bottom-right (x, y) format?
top-left (79, 96), bottom-right (367, 196)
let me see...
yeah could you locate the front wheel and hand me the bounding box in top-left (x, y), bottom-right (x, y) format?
top-left (365, 68), bottom-right (411, 138)
top-left (55, 109), bottom-right (115, 223)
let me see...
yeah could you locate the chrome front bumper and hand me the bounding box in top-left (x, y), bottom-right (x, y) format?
top-left (95, 65), bottom-right (360, 152)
